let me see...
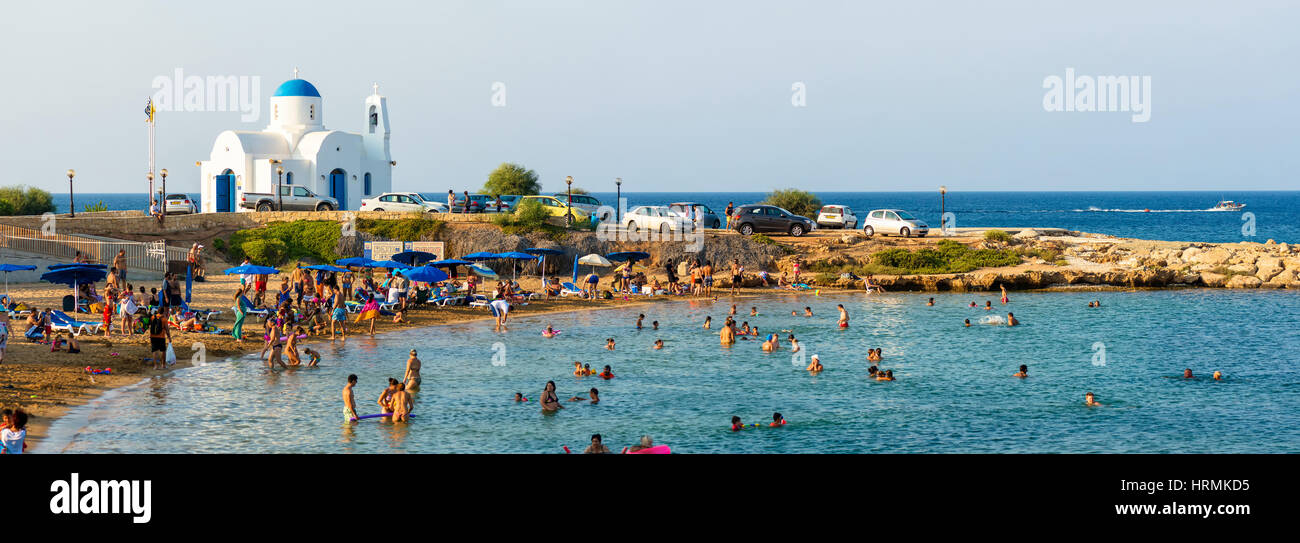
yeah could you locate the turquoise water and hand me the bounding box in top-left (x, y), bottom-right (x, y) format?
top-left (44, 290), bottom-right (1300, 453)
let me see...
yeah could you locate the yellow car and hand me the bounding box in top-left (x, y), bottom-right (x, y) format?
top-left (517, 195), bottom-right (590, 222)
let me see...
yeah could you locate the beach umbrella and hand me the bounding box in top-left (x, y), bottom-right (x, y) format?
top-left (525, 248), bottom-right (565, 287)
top-left (40, 266), bottom-right (108, 306)
top-left (335, 257), bottom-right (374, 268)
top-left (391, 250), bottom-right (438, 266)
top-left (468, 265), bottom-right (498, 279)
top-left (574, 253), bottom-right (612, 282)
top-left (395, 265), bottom-right (450, 284)
top-left (605, 251), bottom-right (650, 263)
top-left (303, 264), bottom-right (349, 272)
top-left (364, 260), bottom-right (407, 269)
top-left (0, 263), bottom-right (37, 299)
top-left (48, 263), bottom-right (108, 271)
top-left (462, 252), bottom-right (498, 261)
top-left (223, 264), bottom-right (280, 275)
top-left (494, 252), bottom-right (539, 282)
top-left (428, 258), bottom-right (473, 280)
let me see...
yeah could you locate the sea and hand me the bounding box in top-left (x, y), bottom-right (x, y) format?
top-left (68, 191), bottom-right (1300, 244)
top-left (39, 290), bottom-right (1300, 454)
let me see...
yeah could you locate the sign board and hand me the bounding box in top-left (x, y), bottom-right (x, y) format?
top-left (406, 241), bottom-right (445, 260)
top-left (364, 241), bottom-right (404, 262)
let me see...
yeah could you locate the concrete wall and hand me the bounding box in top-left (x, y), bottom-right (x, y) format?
top-left (0, 210), bottom-right (492, 239)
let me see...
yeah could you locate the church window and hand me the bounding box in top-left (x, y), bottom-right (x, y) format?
top-left (285, 172), bottom-right (294, 185)
top-left (369, 106), bottom-right (378, 134)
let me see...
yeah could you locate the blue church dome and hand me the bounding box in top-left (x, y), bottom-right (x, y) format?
top-left (273, 79), bottom-right (321, 97)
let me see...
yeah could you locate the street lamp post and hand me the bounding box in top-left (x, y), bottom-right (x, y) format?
top-left (66, 169), bottom-right (76, 217)
top-left (615, 177), bottom-right (622, 223)
top-left (565, 175), bottom-right (573, 226)
top-left (276, 166), bottom-right (285, 210)
top-left (939, 185), bottom-right (947, 234)
top-left (160, 169), bottom-right (168, 224)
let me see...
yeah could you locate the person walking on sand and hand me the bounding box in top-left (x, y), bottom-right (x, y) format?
top-left (404, 349), bottom-right (422, 390)
top-left (343, 374), bottom-right (360, 422)
top-left (113, 249), bottom-right (128, 283)
top-left (0, 311), bottom-right (9, 364)
top-left (232, 290), bottom-right (252, 342)
top-left (147, 308), bottom-right (171, 370)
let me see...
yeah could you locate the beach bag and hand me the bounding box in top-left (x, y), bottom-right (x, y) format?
top-left (165, 343), bottom-right (176, 365)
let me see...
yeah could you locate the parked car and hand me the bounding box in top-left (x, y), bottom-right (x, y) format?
top-left (240, 185), bottom-right (338, 212)
top-left (359, 192), bottom-right (445, 213)
top-left (667, 202), bottom-right (723, 229)
top-left (728, 204), bottom-right (816, 237)
top-left (483, 194), bottom-right (520, 213)
top-left (816, 205), bottom-right (858, 229)
top-left (552, 194), bottom-right (608, 220)
top-left (862, 209), bottom-right (929, 237)
top-left (623, 205), bottom-right (688, 234)
top-left (517, 195), bottom-right (590, 222)
top-left (163, 194), bottom-right (198, 215)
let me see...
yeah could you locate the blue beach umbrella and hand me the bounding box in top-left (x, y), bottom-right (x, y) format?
top-left (605, 251), bottom-right (650, 263)
top-left (223, 264), bottom-right (281, 276)
top-left (462, 252), bottom-right (498, 261)
top-left (364, 260), bottom-right (407, 269)
top-left (48, 263), bottom-right (108, 271)
top-left (395, 265), bottom-right (450, 284)
top-left (40, 266), bottom-right (108, 305)
top-left (392, 250), bottom-right (438, 266)
top-left (495, 252), bottom-right (539, 282)
top-left (428, 258), bottom-right (473, 279)
top-left (525, 247), bottom-right (564, 287)
top-left (335, 257), bottom-right (374, 268)
top-left (0, 263), bottom-right (37, 299)
top-left (303, 264), bottom-right (350, 272)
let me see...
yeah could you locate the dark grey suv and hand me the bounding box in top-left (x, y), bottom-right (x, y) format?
top-left (728, 205), bottom-right (817, 237)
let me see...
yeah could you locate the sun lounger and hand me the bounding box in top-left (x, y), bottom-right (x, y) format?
top-left (559, 282), bottom-right (584, 296)
top-left (50, 310), bottom-right (102, 336)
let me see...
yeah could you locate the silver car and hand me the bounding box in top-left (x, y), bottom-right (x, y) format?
top-left (667, 202), bottom-right (723, 229)
top-left (862, 209), bottom-right (929, 237)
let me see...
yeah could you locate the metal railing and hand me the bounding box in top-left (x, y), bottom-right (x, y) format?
top-left (0, 223), bottom-right (189, 272)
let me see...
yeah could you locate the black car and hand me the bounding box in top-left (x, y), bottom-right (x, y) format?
top-left (729, 205), bottom-right (817, 237)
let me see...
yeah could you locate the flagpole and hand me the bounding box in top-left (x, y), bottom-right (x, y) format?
top-left (147, 98), bottom-right (156, 205)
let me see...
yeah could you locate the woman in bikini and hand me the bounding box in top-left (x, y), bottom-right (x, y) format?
top-left (540, 381), bottom-right (563, 412)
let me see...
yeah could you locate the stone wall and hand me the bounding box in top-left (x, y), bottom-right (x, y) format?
top-left (0, 210), bottom-right (491, 239)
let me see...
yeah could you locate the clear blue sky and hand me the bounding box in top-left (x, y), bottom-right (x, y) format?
top-left (2, 0), bottom-right (1297, 194)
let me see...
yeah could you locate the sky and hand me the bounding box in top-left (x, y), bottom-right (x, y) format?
top-left (1, 0), bottom-right (1297, 194)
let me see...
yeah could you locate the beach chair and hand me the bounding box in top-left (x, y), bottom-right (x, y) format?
top-left (559, 282), bottom-right (584, 297)
top-left (468, 294), bottom-right (490, 308)
top-left (181, 302), bottom-right (222, 323)
top-left (50, 310), bottom-right (102, 336)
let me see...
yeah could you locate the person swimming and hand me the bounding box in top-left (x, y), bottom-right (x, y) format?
top-left (788, 334), bottom-right (799, 353)
top-left (761, 335), bottom-right (775, 352)
top-left (543, 325), bottom-right (558, 338)
top-left (806, 354), bottom-right (823, 373)
top-left (1084, 391), bottom-right (1102, 407)
top-left (1213, 370), bottom-right (1223, 381)
top-left (964, 318), bottom-right (971, 327)
top-left (969, 301), bottom-right (977, 308)
top-left (720, 321), bottom-right (735, 346)
top-left (876, 369), bottom-right (895, 381)
top-left (569, 387), bottom-right (600, 404)
top-left (750, 307), bottom-right (757, 316)
top-left (652, 320), bottom-right (659, 330)
top-left (1007, 312), bottom-right (1019, 326)
top-left (867, 365), bottom-right (878, 377)
top-left (599, 365), bottom-right (614, 379)
top-left (653, 339), bottom-right (664, 350)
top-left (1013, 364), bottom-right (1028, 378)
top-left (703, 316), bottom-right (712, 329)
top-left (731, 415), bottom-right (745, 431)
top-left (770, 412), bottom-right (786, 427)
top-left (804, 307), bottom-right (813, 317)
top-left (867, 348), bottom-right (882, 362)
top-left (740, 321), bottom-right (751, 335)
top-left (573, 361), bottom-right (585, 376)
top-left (583, 363), bottom-right (593, 376)
top-left (837, 304), bottom-right (848, 328)
top-left (984, 301), bottom-right (993, 310)
top-left (1183, 368), bottom-right (1194, 379)
top-left (606, 338), bottom-right (616, 350)
top-left (514, 392), bottom-right (529, 402)
top-left (729, 304), bottom-right (737, 315)
top-left (927, 297), bottom-right (935, 306)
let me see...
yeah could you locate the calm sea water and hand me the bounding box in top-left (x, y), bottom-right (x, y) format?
top-left (42, 290), bottom-right (1300, 453)
top-left (73, 191), bottom-right (1300, 244)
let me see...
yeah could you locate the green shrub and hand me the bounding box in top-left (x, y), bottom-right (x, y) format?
top-left (222, 221), bottom-right (341, 266)
top-left (761, 189), bottom-right (822, 218)
top-left (750, 234), bottom-right (778, 246)
top-left (82, 200), bottom-right (109, 213)
top-left (0, 185), bottom-right (55, 216)
top-left (356, 217), bottom-right (446, 241)
top-left (984, 229), bottom-right (1012, 243)
top-left (241, 239), bottom-right (288, 265)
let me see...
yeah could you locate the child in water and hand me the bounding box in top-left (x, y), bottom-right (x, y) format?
top-left (653, 339), bottom-right (664, 350)
top-left (606, 338), bottom-right (616, 350)
top-left (770, 412), bottom-right (786, 427)
top-left (514, 392), bottom-right (528, 402)
top-left (731, 416), bottom-right (745, 431)
top-left (543, 325), bottom-right (558, 338)
top-left (304, 348), bottom-right (321, 367)
top-left (573, 362), bottom-right (585, 376)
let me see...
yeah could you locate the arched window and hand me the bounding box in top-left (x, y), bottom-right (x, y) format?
top-left (285, 172), bottom-right (294, 185)
top-left (369, 106), bottom-right (378, 134)
top-left (364, 173), bottom-right (372, 195)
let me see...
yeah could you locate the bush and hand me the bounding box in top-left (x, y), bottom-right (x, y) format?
top-left (356, 218), bottom-right (446, 241)
top-left (222, 221), bottom-right (341, 266)
top-left (0, 185), bottom-right (56, 216)
top-left (493, 199), bottom-right (551, 229)
top-left (762, 189), bottom-right (822, 218)
top-left (83, 200), bottom-right (109, 213)
top-left (856, 241), bottom-right (1023, 274)
top-left (750, 234), bottom-right (778, 246)
top-left (984, 229), bottom-right (1012, 243)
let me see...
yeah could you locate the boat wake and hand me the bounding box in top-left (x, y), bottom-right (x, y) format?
top-left (1073, 206), bottom-right (1232, 213)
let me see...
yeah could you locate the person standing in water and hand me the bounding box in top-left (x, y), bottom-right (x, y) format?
top-left (343, 374), bottom-right (359, 422)
top-left (540, 381), bottom-right (563, 412)
top-left (404, 349), bottom-right (422, 390)
top-left (490, 298), bottom-right (510, 331)
top-left (720, 320), bottom-right (736, 346)
top-left (837, 304), bottom-right (849, 328)
top-left (1000, 285), bottom-right (1009, 304)
top-left (1084, 392), bottom-right (1102, 407)
top-left (1007, 312), bottom-right (1019, 326)
top-left (1013, 365), bottom-right (1028, 378)
top-left (390, 382), bottom-right (413, 422)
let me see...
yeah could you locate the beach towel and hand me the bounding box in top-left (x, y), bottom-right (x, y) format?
top-left (354, 300), bottom-right (380, 322)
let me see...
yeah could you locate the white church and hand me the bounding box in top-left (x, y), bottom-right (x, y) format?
top-left (198, 75), bottom-right (392, 212)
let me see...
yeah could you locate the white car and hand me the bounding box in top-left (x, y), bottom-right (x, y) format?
top-left (816, 205), bottom-right (857, 229)
top-left (359, 192), bottom-right (447, 213)
top-left (623, 205), bottom-right (688, 234)
top-left (162, 194), bottom-right (198, 215)
top-left (553, 194), bottom-right (608, 220)
top-left (862, 209), bottom-right (930, 237)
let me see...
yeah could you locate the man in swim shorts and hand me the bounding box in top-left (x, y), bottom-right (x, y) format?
top-left (330, 290), bottom-right (347, 341)
top-left (343, 374), bottom-right (359, 422)
top-left (490, 298), bottom-right (510, 331)
top-left (837, 304), bottom-right (849, 328)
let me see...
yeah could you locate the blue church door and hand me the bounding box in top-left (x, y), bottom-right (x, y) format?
top-left (215, 172), bottom-right (235, 212)
top-left (329, 169), bottom-right (347, 210)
